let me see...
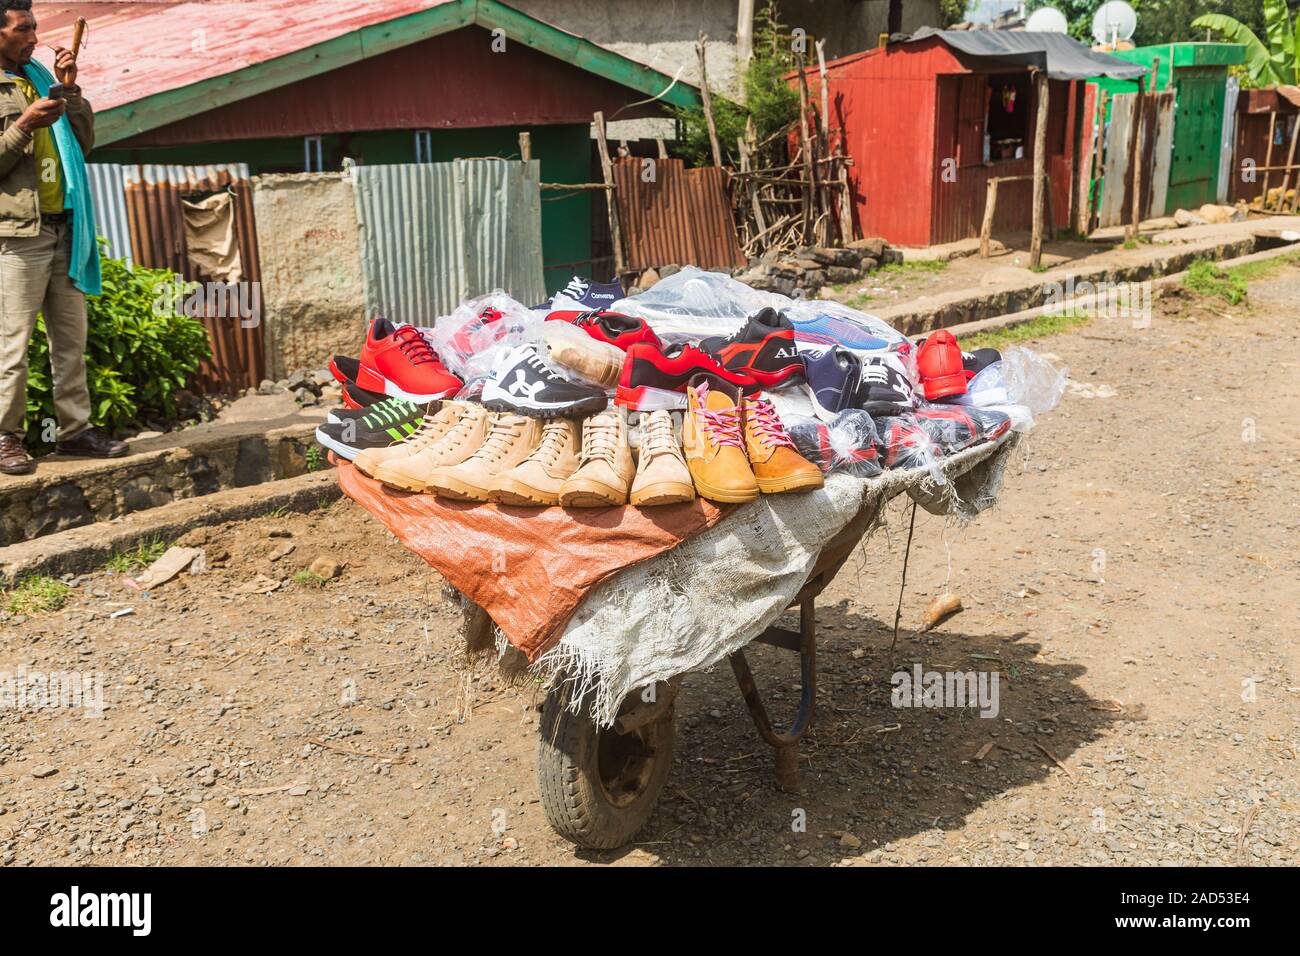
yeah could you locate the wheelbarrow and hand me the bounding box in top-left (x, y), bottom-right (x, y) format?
top-left (456, 508), bottom-right (872, 851)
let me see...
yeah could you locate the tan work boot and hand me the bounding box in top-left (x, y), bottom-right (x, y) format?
top-left (560, 407), bottom-right (634, 507)
top-left (630, 409), bottom-right (695, 506)
top-left (355, 403), bottom-right (460, 479)
top-left (743, 396), bottom-right (824, 494)
top-left (489, 418), bottom-right (581, 507)
top-left (681, 375), bottom-right (758, 504)
top-left (427, 413), bottom-right (541, 502)
top-left (376, 403), bottom-right (491, 493)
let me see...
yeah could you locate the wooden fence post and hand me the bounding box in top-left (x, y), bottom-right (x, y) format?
top-left (593, 111), bottom-right (626, 280)
top-left (1030, 71), bottom-right (1050, 268)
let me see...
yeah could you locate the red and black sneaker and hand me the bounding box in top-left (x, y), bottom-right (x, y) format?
top-left (341, 381), bottom-right (389, 410)
top-left (699, 307), bottom-right (804, 388)
top-left (356, 317), bottom-right (462, 402)
top-left (329, 354), bottom-right (360, 386)
top-left (546, 309), bottom-right (661, 351)
top-left (616, 342), bottom-right (758, 410)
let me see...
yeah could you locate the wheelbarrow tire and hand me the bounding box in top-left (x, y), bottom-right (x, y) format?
top-left (537, 688), bottom-right (675, 850)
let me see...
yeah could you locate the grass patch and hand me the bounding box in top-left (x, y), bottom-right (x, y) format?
top-left (3, 575), bottom-right (72, 615)
top-left (291, 570), bottom-right (327, 589)
top-left (1183, 259), bottom-right (1247, 306)
top-left (305, 446), bottom-right (324, 473)
top-left (1225, 251), bottom-right (1300, 284)
top-left (104, 536), bottom-right (168, 573)
top-left (960, 309), bottom-right (1091, 352)
top-left (874, 258), bottom-right (949, 276)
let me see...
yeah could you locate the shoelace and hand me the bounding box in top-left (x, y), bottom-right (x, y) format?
top-left (360, 399), bottom-right (414, 429)
top-left (580, 413), bottom-right (621, 464)
top-left (474, 416), bottom-right (524, 462)
top-left (407, 409), bottom-right (457, 448)
top-left (530, 420), bottom-right (572, 467)
top-left (523, 348), bottom-right (562, 381)
top-left (641, 412), bottom-right (680, 458)
top-left (745, 398), bottom-right (796, 451)
top-left (393, 326), bottom-right (438, 367)
top-left (693, 382), bottom-right (744, 449)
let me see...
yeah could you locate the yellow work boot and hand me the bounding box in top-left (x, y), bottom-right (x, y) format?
top-left (682, 375), bottom-right (758, 504)
top-left (427, 414), bottom-right (542, 502)
top-left (376, 402), bottom-right (490, 493)
top-left (630, 409), bottom-right (695, 506)
top-left (560, 407), bottom-right (635, 507)
top-left (355, 402), bottom-right (460, 479)
top-left (742, 396), bottom-right (824, 494)
top-left (489, 418), bottom-right (581, 507)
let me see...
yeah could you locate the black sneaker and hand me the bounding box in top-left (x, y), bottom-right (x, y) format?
top-left (699, 307), bottom-right (804, 387)
top-left (480, 343), bottom-right (607, 418)
top-left (327, 396), bottom-right (428, 426)
top-left (315, 400), bottom-right (426, 461)
top-left (858, 352), bottom-right (917, 417)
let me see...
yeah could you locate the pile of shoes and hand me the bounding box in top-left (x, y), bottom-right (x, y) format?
top-left (317, 270), bottom-right (1055, 509)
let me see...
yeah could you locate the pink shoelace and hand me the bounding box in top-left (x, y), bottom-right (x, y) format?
top-left (694, 381), bottom-right (744, 448)
top-left (393, 326), bottom-right (438, 366)
top-left (746, 398), bottom-right (796, 450)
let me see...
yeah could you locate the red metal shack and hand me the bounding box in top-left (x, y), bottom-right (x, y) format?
top-left (810, 30), bottom-right (1145, 246)
top-left (1231, 87), bottom-right (1300, 205)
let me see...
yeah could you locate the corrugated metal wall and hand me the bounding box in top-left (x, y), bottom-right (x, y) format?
top-left (611, 157), bottom-right (744, 272)
top-left (122, 163), bottom-right (266, 393)
top-left (1097, 92), bottom-right (1176, 227)
top-left (85, 163), bottom-right (132, 263)
top-left (353, 159), bottom-right (545, 324)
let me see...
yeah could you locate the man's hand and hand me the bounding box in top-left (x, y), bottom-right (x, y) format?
top-left (16, 97), bottom-right (66, 132)
top-left (51, 46), bottom-right (78, 86)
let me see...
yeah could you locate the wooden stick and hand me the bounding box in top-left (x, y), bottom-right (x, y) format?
top-left (1030, 70), bottom-right (1049, 268)
top-left (1260, 111), bottom-right (1277, 208)
top-left (517, 131), bottom-right (531, 162)
top-left (796, 51), bottom-right (816, 244)
top-left (980, 177), bottom-right (998, 258)
top-left (816, 38), bottom-right (830, 139)
top-left (593, 111), bottom-right (627, 279)
top-left (1273, 114), bottom-right (1300, 212)
top-left (1123, 85), bottom-right (1141, 243)
top-left (695, 32), bottom-right (723, 169)
top-left (72, 16), bottom-right (86, 58)
top-left (1045, 171), bottom-right (1056, 242)
top-left (836, 152), bottom-right (855, 243)
top-left (656, 138), bottom-right (668, 160)
top-left (738, 135), bottom-right (768, 234)
top-left (1130, 69), bottom-right (1148, 233)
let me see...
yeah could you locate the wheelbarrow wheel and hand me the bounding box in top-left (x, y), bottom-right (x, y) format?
top-left (537, 685), bottom-right (676, 850)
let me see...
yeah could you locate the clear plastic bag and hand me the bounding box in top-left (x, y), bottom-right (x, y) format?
top-left (541, 321), bottom-right (625, 390)
top-left (1000, 346), bottom-right (1067, 416)
top-left (423, 292), bottom-right (544, 393)
top-left (614, 267), bottom-right (791, 346)
top-left (782, 300), bottom-right (909, 354)
top-left (787, 409), bottom-right (883, 478)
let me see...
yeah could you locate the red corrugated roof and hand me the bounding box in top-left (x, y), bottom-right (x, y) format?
top-left (35, 0), bottom-right (453, 112)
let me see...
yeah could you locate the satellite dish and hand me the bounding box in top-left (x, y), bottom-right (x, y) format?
top-left (1092, 1), bottom-right (1137, 46)
top-left (1025, 8), bottom-right (1069, 34)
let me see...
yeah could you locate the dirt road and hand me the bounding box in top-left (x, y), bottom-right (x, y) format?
top-left (2, 268), bottom-right (1297, 866)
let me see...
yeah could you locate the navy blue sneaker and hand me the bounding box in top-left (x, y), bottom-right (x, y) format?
top-left (803, 346), bottom-right (861, 421)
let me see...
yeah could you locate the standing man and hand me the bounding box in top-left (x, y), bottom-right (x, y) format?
top-left (0, 0), bottom-right (125, 476)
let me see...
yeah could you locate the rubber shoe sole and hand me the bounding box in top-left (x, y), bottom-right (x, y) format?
top-left (690, 474), bottom-right (759, 504)
top-left (559, 477), bottom-right (627, 508)
top-left (755, 472), bottom-right (824, 495)
top-left (428, 473), bottom-right (493, 502)
top-left (489, 476), bottom-right (559, 507)
top-left (356, 364), bottom-right (459, 403)
top-left (480, 383), bottom-right (607, 420)
top-left (314, 426), bottom-right (360, 461)
top-left (629, 480), bottom-right (696, 507)
top-left (615, 384), bottom-right (689, 411)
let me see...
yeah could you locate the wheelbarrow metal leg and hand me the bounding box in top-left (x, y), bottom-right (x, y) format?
top-left (728, 596), bottom-right (817, 791)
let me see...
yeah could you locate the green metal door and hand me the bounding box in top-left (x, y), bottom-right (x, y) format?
top-left (1166, 68), bottom-right (1225, 213)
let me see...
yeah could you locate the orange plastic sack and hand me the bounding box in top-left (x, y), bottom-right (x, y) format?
top-left (337, 463), bottom-right (729, 659)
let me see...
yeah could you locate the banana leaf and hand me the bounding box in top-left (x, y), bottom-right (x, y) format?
top-left (1192, 12), bottom-right (1290, 87)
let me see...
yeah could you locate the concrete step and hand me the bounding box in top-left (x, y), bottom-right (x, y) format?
top-left (0, 470), bottom-right (342, 583)
top-left (0, 410), bottom-right (329, 548)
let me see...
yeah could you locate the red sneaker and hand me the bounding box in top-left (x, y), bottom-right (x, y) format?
top-left (615, 342), bottom-right (758, 410)
top-left (916, 329), bottom-right (967, 401)
top-left (699, 307), bottom-right (804, 387)
top-left (356, 318), bottom-right (461, 402)
top-left (546, 309), bottom-right (661, 351)
top-left (329, 354), bottom-right (360, 385)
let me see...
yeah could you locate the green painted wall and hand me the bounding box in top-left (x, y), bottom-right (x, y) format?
top-left (92, 123), bottom-right (593, 300)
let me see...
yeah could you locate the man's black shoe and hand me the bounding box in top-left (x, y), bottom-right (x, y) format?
top-left (56, 428), bottom-right (129, 459)
top-left (0, 432), bottom-right (34, 475)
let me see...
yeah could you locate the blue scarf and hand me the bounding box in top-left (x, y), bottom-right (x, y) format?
top-left (23, 60), bottom-right (101, 296)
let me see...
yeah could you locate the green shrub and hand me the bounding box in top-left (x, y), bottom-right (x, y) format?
top-left (3, 576), bottom-right (71, 615)
top-left (24, 249), bottom-right (211, 450)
